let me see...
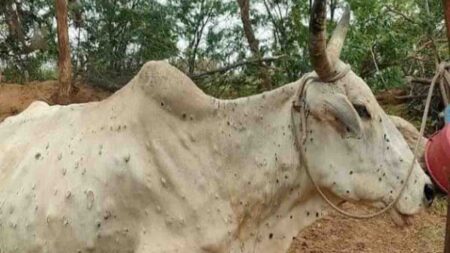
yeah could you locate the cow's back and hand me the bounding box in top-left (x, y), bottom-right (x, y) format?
top-left (0, 61), bottom-right (225, 253)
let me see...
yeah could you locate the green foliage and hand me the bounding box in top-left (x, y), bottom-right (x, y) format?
top-left (0, 0), bottom-right (56, 83)
top-left (0, 0), bottom-right (178, 88)
top-left (0, 0), bottom-right (447, 97)
top-left (78, 0), bottom-right (178, 88)
top-left (344, 0), bottom-right (445, 89)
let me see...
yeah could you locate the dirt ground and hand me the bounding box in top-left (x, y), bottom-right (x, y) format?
top-left (290, 199), bottom-right (446, 253)
top-left (0, 81), bottom-right (447, 253)
top-left (0, 80), bottom-right (110, 122)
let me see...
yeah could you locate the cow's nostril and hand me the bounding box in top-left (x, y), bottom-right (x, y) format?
top-left (424, 183), bottom-right (436, 205)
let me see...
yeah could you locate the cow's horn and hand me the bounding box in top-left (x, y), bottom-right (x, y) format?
top-left (310, 0), bottom-right (350, 81)
top-left (327, 5), bottom-right (350, 63)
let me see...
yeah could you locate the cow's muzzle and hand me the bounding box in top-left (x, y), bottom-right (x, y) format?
top-left (423, 183), bottom-right (436, 207)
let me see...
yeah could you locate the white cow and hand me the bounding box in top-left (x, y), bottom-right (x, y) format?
top-left (0, 1), bottom-right (434, 253)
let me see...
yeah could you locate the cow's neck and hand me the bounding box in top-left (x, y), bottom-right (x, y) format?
top-left (208, 81), bottom-right (329, 252)
top-left (121, 71), bottom-right (332, 252)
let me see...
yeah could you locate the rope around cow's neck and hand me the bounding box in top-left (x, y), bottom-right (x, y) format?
top-left (291, 63), bottom-right (445, 219)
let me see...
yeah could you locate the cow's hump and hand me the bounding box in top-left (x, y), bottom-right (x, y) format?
top-left (125, 61), bottom-right (217, 116)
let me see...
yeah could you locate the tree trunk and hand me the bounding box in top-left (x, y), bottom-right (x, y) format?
top-left (237, 0), bottom-right (272, 91)
top-left (186, 0), bottom-right (208, 75)
top-left (445, 179), bottom-right (450, 253)
top-left (443, 0), bottom-right (450, 56)
top-left (330, 0), bottom-right (337, 22)
top-left (5, 2), bottom-right (25, 45)
top-left (55, 0), bottom-right (73, 103)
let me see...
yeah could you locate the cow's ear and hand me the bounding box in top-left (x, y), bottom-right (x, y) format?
top-left (306, 88), bottom-right (363, 137)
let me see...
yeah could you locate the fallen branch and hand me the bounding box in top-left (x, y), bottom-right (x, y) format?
top-left (407, 71), bottom-right (450, 86)
top-left (395, 94), bottom-right (428, 100)
top-left (406, 76), bottom-right (433, 85)
top-left (189, 55), bottom-right (286, 79)
top-left (376, 88), bottom-right (408, 105)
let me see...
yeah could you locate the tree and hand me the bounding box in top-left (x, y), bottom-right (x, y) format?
top-left (259, 0), bottom-right (309, 83)
top-left (442, 0), bottom-right (450, 56)
top-left (237, 0), bottom-right (272, 90)
top-left (170, 0), bottom-right (227, 75)
top-left (55, 0), bottom-right (73, 102)
top-left (80, 0), bottom-right (178, 88)
top-left (0, 0), bottom-right (447, 99)
top-left (0, 0), bottom-right (53, 83)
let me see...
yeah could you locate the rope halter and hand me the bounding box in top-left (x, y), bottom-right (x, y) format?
top-left (290, 64), bottom-right (435, 219)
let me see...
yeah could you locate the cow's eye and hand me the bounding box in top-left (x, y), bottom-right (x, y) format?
top-left (353, 104), bottom-right (371, 119)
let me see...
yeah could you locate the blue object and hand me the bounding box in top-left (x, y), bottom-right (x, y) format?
top-left (445, 105), bottom-right (450, 124)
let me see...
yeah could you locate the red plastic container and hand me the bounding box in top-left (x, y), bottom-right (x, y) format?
top-left (425, 124), bottom-right (450, 193)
